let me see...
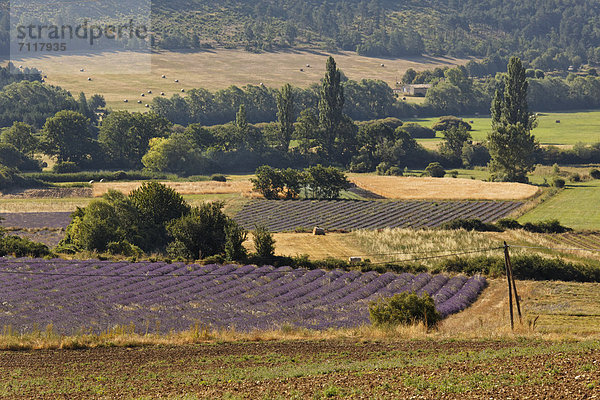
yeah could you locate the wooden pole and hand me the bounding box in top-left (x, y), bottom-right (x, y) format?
top-left (505, 243), bottom-right (522, 324)
top-left (503, 241), bottom-right (514, 330)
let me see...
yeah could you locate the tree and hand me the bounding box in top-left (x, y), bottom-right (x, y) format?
top-left (318, 56), bottom-right (345, 156)
top-left (129, 182), bottom-right (190, 249)
top-left (98, 111), bottom-right (171, 168)
top-left (488, 57), bottom-right (537, 182)
top-left (40, 110), bottom-right (93, 163)
top-left (88, 94), bottom-right (106, 112)
top-left (166, 202), bottom-right (231, 259)
top-left (0, 122), bottom-right (37, 156)
top-left (224, 220), bottom-right (247, 261)
top-left (252, 225), bottom-right (275, 258)
top-left (276, 83), bottom-right (295, 151)
top-left (440, 126), bottom-right (472, 163)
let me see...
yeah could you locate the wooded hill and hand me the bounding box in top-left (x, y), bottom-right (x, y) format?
top-left (1, 0), bottom-right (600, 70)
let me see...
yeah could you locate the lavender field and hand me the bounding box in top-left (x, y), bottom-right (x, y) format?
top-left (0, 258), bottom-right (486, 334)
top-left (234, 200), bottom-right (524, 232)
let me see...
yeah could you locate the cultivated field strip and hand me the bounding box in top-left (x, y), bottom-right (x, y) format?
top-left (0, 212), bottom-right (73, 229)
top-left (0, 259), bottom-right (486, 334)
top-left (234, 200), bottom-right (524, 231)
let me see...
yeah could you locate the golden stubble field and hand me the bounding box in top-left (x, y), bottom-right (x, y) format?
top-left (9, 49), bottom-right (469, 111)
top-left (91, 180), bottom-right (254, 197)
top-left (349, 175), bottom-right (541, 200)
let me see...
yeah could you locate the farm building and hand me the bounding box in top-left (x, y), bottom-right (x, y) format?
top-left (394, 84), bottom-right (432, 96)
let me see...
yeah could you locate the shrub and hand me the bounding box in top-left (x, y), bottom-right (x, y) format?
top-left (552, 177), bottom-right (565, 188)
top-left (438, 254), bottom-right (600, 282)
top-left (210, 174), bottom-right (227, 182)
top-left (388, 166), bottom-right (403, 176)
top-left (0, 235), bottom-right (52, 258)
top-left (440, 218), bottom-right (501, 232)
top-left (495, 218), bottom-right (522, 230)
top-left (522, 219), bottom-right (571, 234)
top-left (253, 225), bottom-right (275, 258)
top-left (106, 240), bottom-right (143, 257)
top-left (431, 115), bottom-right (472, 132)
top-left (399, 122), bottom-right (436, 138)
top-left (569, 173), bottom-right (581, 182)
top-left (52, 161), bottom-right (79, 173)
top-left (369, 292), bottom-right (441, 328)
top-left (590, 169), bottom-right (600, 179)
top-left (425, 162), bottom-right (445, 177)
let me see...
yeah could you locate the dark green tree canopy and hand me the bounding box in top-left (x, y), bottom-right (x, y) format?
top-left (40, 110), bottom-right (93, 164)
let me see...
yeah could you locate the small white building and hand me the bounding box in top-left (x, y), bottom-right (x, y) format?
top-left (394, 84), bottom-right (432, 97)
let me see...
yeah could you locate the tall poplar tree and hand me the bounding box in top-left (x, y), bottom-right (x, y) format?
top-left (318, 56), bottom-right (345, 156)
top-left (276, 83), bottom-right (295, 151)
top-left (487, 57), bottom-right (537, 182)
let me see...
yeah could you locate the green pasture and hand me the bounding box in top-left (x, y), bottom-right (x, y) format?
top-left (411, 110), bottom-right (600, 145)
top-left (518, 179), bottom-right (600, 230)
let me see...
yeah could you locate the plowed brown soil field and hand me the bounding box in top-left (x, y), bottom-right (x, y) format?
top-left (1, 339), bottom-right (598, 399)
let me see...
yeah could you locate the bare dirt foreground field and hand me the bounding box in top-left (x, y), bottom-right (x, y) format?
top-left (0, 339), bottom-right (598, 399)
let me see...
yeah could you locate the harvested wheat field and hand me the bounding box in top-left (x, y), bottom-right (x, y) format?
top-left (350, 175), bottom-right (541, 200)
top-left (92, 180), bottom-right (254, 197)
top-left (12, 49), bottom-right (469, 111)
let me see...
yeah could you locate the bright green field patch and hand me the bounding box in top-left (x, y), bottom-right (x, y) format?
top-left (410, 110), bottom-right (600, 145)
top-left (518, 180), bottom-right (600, 230)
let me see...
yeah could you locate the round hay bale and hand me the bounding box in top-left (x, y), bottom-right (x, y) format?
top-left (174, 79), bottom-right (179, 82)
top-left (162, 75), bottom-right (166, 78)
top-left (312, 226), bottom-right (325, 235)
top-left (181, 88), bottom-right (185, 92)
top-left (160, 92), bottom-right (165, 95)
top-left (87, 77), bottom-right (92, 81)
top-left (137, 100), bottom-right (142, 103)
top-left (123, 99), bottom-right (128, 102)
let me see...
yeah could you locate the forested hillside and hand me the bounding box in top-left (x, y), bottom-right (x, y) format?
top-left (1, 0), bottom-right (600, 69)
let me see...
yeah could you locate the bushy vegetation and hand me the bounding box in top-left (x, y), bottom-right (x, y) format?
top-left (369, 292), bottom-right (441, 328)
top-left (441, 218), bottom-right (571, 234)
top-left (439, 255), bottom-right (600, 283)
top-left (0, 226), bottom-right (52, 258)
top-left (60, 182), bottom-right (247, 260)
top-left (251, 164), bottom-right (350, 199)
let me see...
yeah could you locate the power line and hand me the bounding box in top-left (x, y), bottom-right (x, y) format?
top-left (509, 244), bottom-right (600, 253)
top-left (368, 246), bottom-right (504, 265)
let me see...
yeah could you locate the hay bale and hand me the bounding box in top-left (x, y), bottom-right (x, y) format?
top-left (123, 99), bottom-right (128, 102)
top-left (99, 178), bottom-right (104, 183)
top-left (312, 226), bottom-right (325, 235)
top-left (162, 75), bottom-right (166, 78)
top-left (181, 88), bottom-right (185, 92)
top-left (160, 92), bottom-right (165, 95)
